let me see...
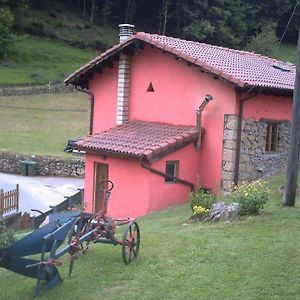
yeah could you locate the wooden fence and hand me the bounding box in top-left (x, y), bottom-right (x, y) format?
top-left (0, 184), bottom-right (19, 217)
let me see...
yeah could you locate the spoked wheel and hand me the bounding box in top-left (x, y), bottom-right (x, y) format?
top-left (122, 221), bottom-right (140, 265)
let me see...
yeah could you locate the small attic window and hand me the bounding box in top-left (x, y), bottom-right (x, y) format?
top-left (272, 64), bottom-right (291, 72)
top-left (147, 82), bottom-right (154, 92)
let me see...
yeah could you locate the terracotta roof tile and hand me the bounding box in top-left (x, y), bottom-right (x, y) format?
top-left (76, 120), bottom-right (198, 160)
top-left (65, 32), bottom-right (296, 92)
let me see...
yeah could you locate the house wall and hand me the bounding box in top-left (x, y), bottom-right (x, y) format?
top-left (89, 62), bottom-right (118, 133)
top-left (129, 45), bottom-right (238, 191)
top-left (84, 143), bottom-right (202, 218)
top-left (84, 154), bottom-right (150, 218)
top-left (221, 94), bottom-right (292, 192)
top-left (87, 45), bottom-right (239, 193)
top-left (242, 94), bottom-right (292, 121)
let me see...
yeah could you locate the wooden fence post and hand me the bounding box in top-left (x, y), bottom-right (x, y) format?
top-left (0, 189), bottom-right (3, 218)
top-left (16, 184), bottom-right (19, 213)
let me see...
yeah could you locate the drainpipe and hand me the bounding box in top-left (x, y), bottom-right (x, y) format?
top-left (196, 94), bottom-right (213, 149)
top-left (75, 87), bottom-right (94, 135)
top-left (233, 87), bottom-right (260, 185)
top-left (141, 162), bottom-right (195, 192)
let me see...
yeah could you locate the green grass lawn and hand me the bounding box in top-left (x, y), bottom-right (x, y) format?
top-left (0, 35), bottom-right (96, 85)
top-left (0, 92), bottom-right (89, 157)
top-left (1, 172), bottom-right (300, 299)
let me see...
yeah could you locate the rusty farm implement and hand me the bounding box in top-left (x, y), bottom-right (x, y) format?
top-left (0, 180), bottom-right (140, 296)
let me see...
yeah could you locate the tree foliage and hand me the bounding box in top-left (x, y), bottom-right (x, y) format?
top-left (245, 22), bottom-right (279, 57)
top-left (0, 7), bottom-right (14, 58)
top-left (3, 0), bottom-right (300, 51)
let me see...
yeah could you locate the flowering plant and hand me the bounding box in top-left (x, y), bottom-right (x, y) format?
top-left (189, 177), bottom-right (216, 214)
top-left (192, 205), bottom-right (210, 216)
top-left (227, 179), bottom-right (270, 215)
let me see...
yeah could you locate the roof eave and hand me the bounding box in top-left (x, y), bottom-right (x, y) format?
top-left (236, 84), bottom-right (294, 97)
top-left (64, 33), bottom-right (245, 88)
top-left (76, 135), bottom-right (198, 162)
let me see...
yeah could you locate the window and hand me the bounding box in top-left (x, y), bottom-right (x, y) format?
top-left (165, 161), bottom-right (178, 182)
top-left (265, 123), bottom-right (279, 152)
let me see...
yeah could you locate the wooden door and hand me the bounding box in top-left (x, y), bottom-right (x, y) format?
top-left (94, 163), bottom-right (108, 213)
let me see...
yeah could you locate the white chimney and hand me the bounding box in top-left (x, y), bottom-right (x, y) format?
top-left (116, 24), bottom-right (135, 125)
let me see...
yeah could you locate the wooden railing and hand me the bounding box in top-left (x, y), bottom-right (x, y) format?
top-left (0, 184), bottom-right (19, 217)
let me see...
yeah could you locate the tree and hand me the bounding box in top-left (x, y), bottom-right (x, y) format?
top-left (182, 0), bottom-right (247, 48)
top-left (245, 22), bottom-right (279, 57)
top-left (0, 7), bottom-right (14, 58)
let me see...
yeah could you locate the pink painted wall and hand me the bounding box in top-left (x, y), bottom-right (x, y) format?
top-left (89, 62), bottom-right (118, 133)
top-left (129, 46), bottom-right (238, 191)
top-left (242, 93), bottom-right (292, 121)
top-left (148, 144), bottom-right (201, 213)
top-left (84, 143), bottom-right (204, 218)
top-left (84, 154), bottom-right (150, 218)
top-left (87, 45), bottom-right (240, 194)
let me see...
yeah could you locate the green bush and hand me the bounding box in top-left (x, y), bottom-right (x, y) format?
top-left (227, 179), bottom-right (270, 215)
top-left (27, 18), bottom-right (45, 35)
top-left (0, 220), bottom-right (15, 248)
top-left (55, 21), bottom-right (64, 28)
top-left (189, 181), bottom-right (216, 214)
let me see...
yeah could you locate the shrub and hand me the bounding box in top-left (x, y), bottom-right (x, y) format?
top-left (227, 179), bottom-right (270, 215)
top-left (245, 22), bottom-right (279, 57)
top-left (0, 220), bottom-right (15, 248)
top-left (49, 12), bottom-right (57, 18)
top-left (189, 181), bottom-right (216, 214)
top-left (55, 21), bottom-right (64, 28)
top-left (27, 18), bottom-right (45, 35)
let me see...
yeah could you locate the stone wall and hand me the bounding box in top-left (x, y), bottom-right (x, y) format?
top-left (0, 152), bottom-right (84, 177)
top-left (240, 118), bottom-right (290, 180)
top-left (221, 115), bottom-right (239, 192)
top-left (0, 84), bottom-right (74, 97)
top-left (221, 115), bottom-right (291, 193)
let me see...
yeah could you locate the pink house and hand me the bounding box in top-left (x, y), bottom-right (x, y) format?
top-left (65, 25), bottom-right (295, 218)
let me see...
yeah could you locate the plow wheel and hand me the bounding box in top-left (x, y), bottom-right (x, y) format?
top-left (122, 222), bottom-right (140, 265)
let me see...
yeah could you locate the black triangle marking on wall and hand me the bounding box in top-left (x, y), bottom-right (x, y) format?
top-left (147, 82), bottom-right (154, 92)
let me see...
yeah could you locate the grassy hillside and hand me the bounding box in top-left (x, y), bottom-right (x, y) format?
top-left (0, 92), bottom-right (89, 157)
top-left (0, 35), bottom-right (96, 85)
top-left (276, 43), bottom-right (297, 64)
top-left (1, 171), bottom-right (300, 299)
top-left (20, 7), bottom-right (118, 50)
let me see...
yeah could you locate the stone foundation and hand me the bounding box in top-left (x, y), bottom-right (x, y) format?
top-left (221, 115), bottom-right (291, 193)
top-left (0, 152), bottom-right (84, 177)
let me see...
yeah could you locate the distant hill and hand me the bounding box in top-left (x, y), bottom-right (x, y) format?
top-left (0, 35), bottom-right (96, 85)
top-left (0, 1), bottom-right (297, 86)
top-left (19, 6), bottom-right (118, 51)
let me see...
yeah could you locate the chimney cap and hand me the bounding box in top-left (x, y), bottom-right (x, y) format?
top-left (119, 24), bottom-right (135, 42)
top-left (119, 24), bottom-right (135, 28)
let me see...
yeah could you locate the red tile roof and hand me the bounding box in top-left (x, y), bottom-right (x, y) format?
top-left (76, 121), bottom-right (199, 160)
top-left (65, 32), bottom-right (295, 92)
